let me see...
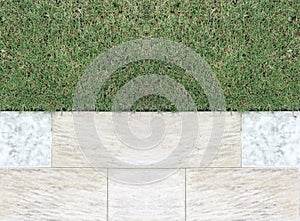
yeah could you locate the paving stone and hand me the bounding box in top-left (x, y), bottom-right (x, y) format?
top-left (242, 112), bottom-right (300, 167)
top-left (52, 112), bottom-right (241, 168)
top-left (52, 112), bottom-right (89, 167)
top-left (0, 112), bottom-right (51, 167)
top-left (108, 169), bottom-right (185, 220)
top-left (186, 168), bottom-right (299, 221)
top-left (0, 168), bottom-right (107, 220)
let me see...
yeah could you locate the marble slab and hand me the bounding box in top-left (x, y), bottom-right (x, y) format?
top-left (186, 168), bottom-right (299, 220)
top-left (108, 169), bottom-right (185, 220)
top-left (0, 168), bottom-right (107, 220)
top-left (52, 112), bottom-right (241, 168)
top-left (242, 112), bottom-right (300, 167)
top-left (0, 112), bottom-right (51, 167)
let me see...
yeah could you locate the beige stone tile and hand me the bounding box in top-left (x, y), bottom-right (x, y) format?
top-left (52, 112), bottom-right (241, 168)
top-left (0, 168), bottom-right (107, 220)
top-left (108, 169), bottom-right (185, 220)
top-left (52, 112), bottom-right (90, 167)
top-left (186, 168), bottom-right (299, 221)
top-left (186, 112), bottom-right (241, 167)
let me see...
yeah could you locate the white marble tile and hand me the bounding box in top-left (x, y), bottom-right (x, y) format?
top-left (108, 169), bottom-right (185, 220)
top-left (52, 112), bottom-right (240, 168)
top-left (242, 112), bottom-right (300, 167)
top-left (0, 168), bottom-right (107, 220)
top-left (186, 168), bottom-right (299, 220)
top-left (0, 112), bottom-right (51, 167)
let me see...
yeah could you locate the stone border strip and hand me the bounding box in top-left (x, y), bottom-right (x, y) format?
top-left (0, 111), bottom-right (299, 168)
top-left (0, 168), bottom-right (298, 220)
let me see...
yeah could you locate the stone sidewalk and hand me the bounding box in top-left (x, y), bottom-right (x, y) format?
top-left (0, 111), bottom-right (299, 220)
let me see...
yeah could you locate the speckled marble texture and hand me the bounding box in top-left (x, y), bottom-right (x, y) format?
top-left (0, 168), bottom-right (107, 220)
top-left (186, 168), bottom-right (299, 221)
top-left (0, 112), bottom-right (51, 167)
top-left (242, 112), bottom-right (300, 167)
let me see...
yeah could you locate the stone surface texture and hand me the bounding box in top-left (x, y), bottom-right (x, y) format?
top-left (186, 168), bottom-right (299, 221)
top-left (0, 168), bottom-right (107, 220)
top-left (52, 112), bottom-right (241, 168)
top-left (242, 112), bottom-right (300, 167)
top-left (0, 112), bottom-right (51, 167)
top-left (108, 169), bottom-right (185, 220)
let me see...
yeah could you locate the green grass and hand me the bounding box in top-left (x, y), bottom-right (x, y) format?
top-left (0, 0), bottom-right (299, 112)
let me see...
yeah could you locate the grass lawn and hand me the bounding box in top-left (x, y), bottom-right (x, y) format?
top-left (0, 0), bottom-right (299, 112)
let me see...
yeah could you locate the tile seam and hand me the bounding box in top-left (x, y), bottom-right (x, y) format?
top-left (107, 168), bottom-right (109, 221)
top-left (185, 168), bottom-right (187, 221)
top-left (51, 113), bottom-right (53, 168)
top-left (240, 112), bottom-right (243, 168)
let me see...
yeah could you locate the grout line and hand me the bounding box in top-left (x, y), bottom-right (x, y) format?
top-left (0, 166), bottom-right (299, 170)
top-left (298, 169), bottom-right (300, 220)
top-left (50, 113), bottom-right (53, 168)
top-left (185, 168), bottom-right (187, 221)
top-left (240, 112), bottom-right (243, 168)
top-left (107, 168), bottom-right (109, 221)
